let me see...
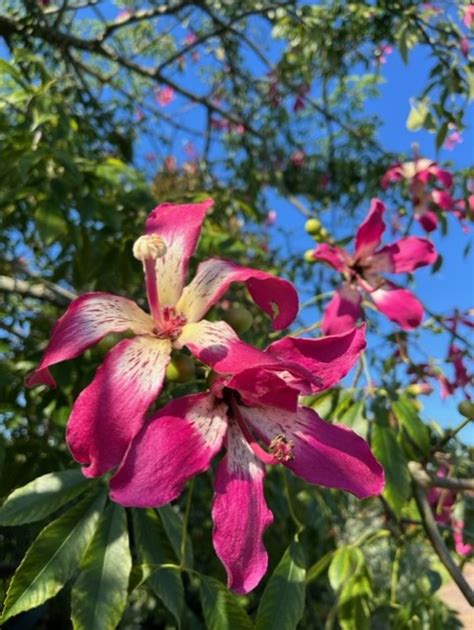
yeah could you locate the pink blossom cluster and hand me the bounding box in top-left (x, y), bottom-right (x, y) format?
top-left (27, 200), bottom-right (384, 593)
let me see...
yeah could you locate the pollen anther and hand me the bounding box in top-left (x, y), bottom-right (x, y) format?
top-left (269, 433), bottom-right (295, 463)
top-left (133, 234), bottom-right (167, 261)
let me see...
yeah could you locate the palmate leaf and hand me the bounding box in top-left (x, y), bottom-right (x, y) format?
top-left (199, 575), bottom-right (253, 630)
top-left (71, 501), bottom-right (132, 630)
top-left (0, 469), bottom-right (91, 526)
top-left (132, 508), bottom-right (184, 625)
top-left (255, 535), bottom-right (307, 630)
top-left (1, 488), bottom-right (106, 624)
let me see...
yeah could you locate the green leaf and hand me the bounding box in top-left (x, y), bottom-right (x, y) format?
top-left (1, 489), bottom-right (106, 623)
top-left (435, 122), bottom-right (449, 151)
top-left (328, 547), bottom-right (363, 592)
top-left (71, 502), bottom-right (132, 630)
top-left (199, 575), bottom-right (253, 630)
top-left (338, 400), bottom-right (368, 439)
top-left (0, 469), bottom-right (90, 526)
top-left (406, 100), bottom-right (429, 131)
top-left (35, 206), bottom-right (69, 245)
top-left (133, 509), bottom-right (184, 625)
top-left (392, 396), bottom-right (430, 455)
top-left (255, 535), bottom-right (306, 630)
top-left (158, 504), bottom-right (193, 568)
top-left (372, 424), bottom-right (411, 517)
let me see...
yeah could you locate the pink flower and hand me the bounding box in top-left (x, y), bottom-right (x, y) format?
top-left (264, 210), bottom-right (277, 227)
top-left (463, 4), bottom-right (474, 28)
top-left (312, 199), bottom-right (438, 334)
top-left (444, 129), bottom-right (463, 150)
top-left (381, 158), bottom-right (454, 232)
top-left (26, 200), bottom-right (299, 479)
top-left (184, 32), bottom-right (197, 46)
top-left (154, 86), bottom-right (175, 107)
top-left (163, 155), bottom-right (177, 173)
top-left (109, 325), bottom-right (384, 593)
top-left (374, 44), bottom-right (393, 65)
top-left (290, 149), bottom-right (305, 167)
top-left (453, 520), bottom-right (473, 556)
top-left (460, 36), bottom-right (470, 57)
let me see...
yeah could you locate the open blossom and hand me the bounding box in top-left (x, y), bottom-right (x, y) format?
top-left (26, 200), bottom-right (299, 478)
top-left (110, 324), bottom-right (384, 593)
top-left (464, 4), bottom-right (474, 28)
top-left (374, 43), bottom-right (393, 65)
top-left (381, 158), bottom-right (454, 232)
top-left (444, 128), bottom-right (463, 151)
top-left (154, 86), bottom-right (175, 107)
top-left (428, 469), bottom-right (472, 556)
top-left (312, 199), bottom-right (438, 334)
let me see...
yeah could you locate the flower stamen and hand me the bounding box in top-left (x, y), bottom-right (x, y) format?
top-left (132, 234), bottom-right (167, 327)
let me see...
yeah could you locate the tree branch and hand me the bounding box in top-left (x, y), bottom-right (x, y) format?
top-left (0, 275), bottom-right (75, 306)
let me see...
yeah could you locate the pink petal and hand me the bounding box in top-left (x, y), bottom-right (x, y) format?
top-left (431, 189), bottom-right (453, 210)
top-left (226, 368), bottom-right (302, 411)
top-left (178, 320), bottom-right (282, 375)
top-left (321, 285), bottom-right (363, 335)
top-left (355, 198), bottom-right (386, 259)
top-left (371, 283), bottom-right (424, 329)
top-left (381, 164), bottom-right (404, 188)
top-left (311, 244), bottom-right (348, 272)
top-left (66, 336), bottom-right (171, 478)
top-left (267, 325), bottom-right (366, 392)
top-left (26, 292), bottom-right (154, 388)
top-left (144, 199), bottom-right (214, 307)
top-left (110, 393), bottom-right (227, 506)
top-left (417, 210), bottom-right (438, 232)
top-left (377, 237), bottom-right (438, 273)
top-left (177, 258), bottom-right (298, 329)
top-left (212, 419), bottom-right (273, 594)
top-left (241, 405), bottom-right (384, 499)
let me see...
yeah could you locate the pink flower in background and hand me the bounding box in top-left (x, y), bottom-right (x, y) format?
top-left (164, 155), bottom-right (177, 173)
top-left (116, 8), bottom-right (133, 20)
top-left (453, 520), bottom-right (472, 556)
top-left (184, 32), bottom-right (197, 46)
top-left (290, 149), bottom-right (305, 167)
top-left (374, 44), bottom-right (393, 65)
top-left (154, 86), bottom-right (175, 107)
top-left (444, 128), bottom-right (463, 150)
top-left (463, 4), bottom-right (474, 28)
top-left (312, 199), bottom-right (438, 334)
top-left (144, 152), bottom-right (156, 163)
top-left (264, 210), bottom-right (277, 227)
top-left (26, 199), bottom-right (299, 479)
top-left (381, 158), bottom-right (454, 232)
top-left (460, 36), bottom-right (470, 57)
top-left (110, 324), bottom-right (384, 593)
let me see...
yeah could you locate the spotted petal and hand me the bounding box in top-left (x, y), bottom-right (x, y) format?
top-left (240, 404), bottom-right (384, 499)
top-left (177, 258), bottom-right (298, 329)
top-left (145, 199), bottom-right (214, 307)
top-left (66, 335), bottom-right (171, 478)
top-left (26, 292), bottom-right (154, 388)
top-left (212, 418), bottom-right (273, 594)
top-left (110, 393), bottom-right (228, 506)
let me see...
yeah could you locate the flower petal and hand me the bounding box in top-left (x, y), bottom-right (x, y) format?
top-left (145, 199), bottom-right (214, 307)
top-left (267, 325), bottom-right (367, 392)
top-left (417, 209), bottom-right (438, 232)
top-left (212, 418), bottom-right (273, 594)
top-left (355, 198), bottom-right (386, 259)
top-left (110, 393), bottom-right (227, 506)
top-left (311, 243), bottom-right (348, 272)
top-left (321, 285), bottom-right (363, 335)
top-left (177, 258), bottom-right (298, 329)
top-left (371, 282), bottom-right (424, 329)
top-left (178, 320), bottom-right (281, 375)
top-left (26, 292), bottom-right (154, 388)
top-left (66, 336), bottom-right (171, 478)
top-left (377, 237), bottom-right (438, 274)
top-left (240, 405), bottom-right (384, 499)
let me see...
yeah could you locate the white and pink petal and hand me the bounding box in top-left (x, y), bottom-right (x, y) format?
top-left (66, 335), bottom-right (172, 478)
top-left (26, 292), bottom-right (154, 388)
top-left (144, 199), bottom-right (214, 308)
top-left (212, 418), bottom-right (273, 594)
top-left (110, 393), bottom-right (228, 506)
top-left (177, 258), bottom-right (298, 329)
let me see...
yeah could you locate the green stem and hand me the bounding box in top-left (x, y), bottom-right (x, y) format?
top-left (282, 468), bottom-right (304, 532)
top-left (180, 477), bottom-right (195, 567)
top-left (300, 291), bottom-right (334, 310)
top-left (390, 546), bottom-right (401, 606)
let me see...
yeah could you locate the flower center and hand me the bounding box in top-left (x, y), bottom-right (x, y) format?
top-left (153, 306), bottom-right (187, 341)
top-left (133, 234), bottom-right (167, 261)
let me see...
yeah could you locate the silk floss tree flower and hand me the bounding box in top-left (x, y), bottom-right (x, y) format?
top-left (110, 324), bottom-right (384, 593)
top-left (381, 158), bottom-right (454, 232)
top-left (311, 199), bottom-right (438, 335)
top-left (26, 199), bottom-right (299, 479)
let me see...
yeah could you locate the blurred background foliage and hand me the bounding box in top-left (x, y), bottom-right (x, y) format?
top-left (0, 1), bottom-right (472, 629)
